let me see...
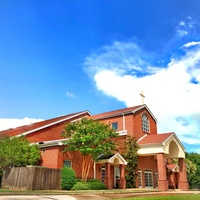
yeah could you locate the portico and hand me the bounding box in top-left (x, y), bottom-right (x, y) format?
top-left (97, 153), bottom-right (127, 189)
top-left (138, 132), bottom-right (189, 191)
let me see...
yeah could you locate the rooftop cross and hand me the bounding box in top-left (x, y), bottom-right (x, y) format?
top-left (140, 91), bottom-right (145, 105)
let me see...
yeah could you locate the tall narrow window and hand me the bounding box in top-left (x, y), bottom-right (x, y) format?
top-left (142, 113), bottom-right (150, 133)
top-left (101, 165), bottom-right (106, 182)
top-left (138, 170), bottom-right (142, 188)
top-left (155, 172), bottom-right (158, 188)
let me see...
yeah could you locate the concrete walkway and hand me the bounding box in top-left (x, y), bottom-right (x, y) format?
top-left (0, 195), bottom-right (76, 200)
top-left (1, 189), bottom-right (200, 200)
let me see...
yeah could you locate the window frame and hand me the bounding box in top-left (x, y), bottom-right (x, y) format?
top-left (144, 170), bottom-right (153, 188)
top-left (63, 160), bottom-right (72, 168)
top-left (111, 122), bottom-right (118, 130)
top-left (142, 113), bottom-right (150, 133)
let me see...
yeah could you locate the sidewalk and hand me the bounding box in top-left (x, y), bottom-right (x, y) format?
top-left (1, 188), bottom-right (200, 200)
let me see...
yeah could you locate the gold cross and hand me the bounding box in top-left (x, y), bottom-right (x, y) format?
top-left (140, 91), bottom-right (145, 105)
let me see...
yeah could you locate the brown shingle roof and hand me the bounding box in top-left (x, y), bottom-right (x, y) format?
top-left (91, 105), bottom-right (143, 119)
top-left (138, 132), bottom-right (174, 145)
top-left (0, 111), bottom-right (89, 138)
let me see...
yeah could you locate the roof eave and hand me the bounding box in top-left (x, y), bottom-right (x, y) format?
top-left (14, 111), bottom-right (91, 138)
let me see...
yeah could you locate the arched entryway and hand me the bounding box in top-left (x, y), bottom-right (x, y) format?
top-left (138, 132), bottom-right (189, 191)
top-left (97, 153), bottom-right (127, 189)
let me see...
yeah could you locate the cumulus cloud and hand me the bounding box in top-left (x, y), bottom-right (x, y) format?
top-left (0, 117), bottom-right (43, 131)
top-left (84, 40), bottom-right (200, 150)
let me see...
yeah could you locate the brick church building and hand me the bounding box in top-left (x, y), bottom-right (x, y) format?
top-left (0, 104), bottom-right (189, 190)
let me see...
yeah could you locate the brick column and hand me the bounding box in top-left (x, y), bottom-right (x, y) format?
top-left (104, 163), bottom-right (112, 189)
top-left (119, 164), bottom-right (126, 189)
top-left (178, 158), bottom-right (189, 190)
top-left (157, 153), bottom-right (168, 191)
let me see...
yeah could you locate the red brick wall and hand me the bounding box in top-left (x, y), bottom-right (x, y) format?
top-left (26, 113), bottom-right (90, 143)
top-left (138, 156), bottom-right (158, 188)
top-left (96, 107), bottom-right (157, 141)
top-left (27, 123), bottom-right (65, 143)
top-left (40, 146), bottom-right (60, 168)
top-left (138, 156), bottom-right (157, 170)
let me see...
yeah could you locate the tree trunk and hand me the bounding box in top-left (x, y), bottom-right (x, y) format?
top-left (81, 155), bottom-right (94, 182)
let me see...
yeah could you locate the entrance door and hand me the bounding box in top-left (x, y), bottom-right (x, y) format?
top-left (114, 166), bottom-right (120, 188)
top-left (144, 170), bottom-right (153, 187)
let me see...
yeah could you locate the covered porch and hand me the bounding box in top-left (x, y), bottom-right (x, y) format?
top-left (138, 132), bottom-right (189, 191)
top-left (96, 153), bottom-right (127, 189)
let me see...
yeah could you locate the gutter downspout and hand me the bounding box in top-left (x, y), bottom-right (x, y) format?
top-left (122, 113), bottom-right (125, 131)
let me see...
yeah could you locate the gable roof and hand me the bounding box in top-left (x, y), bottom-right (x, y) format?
top-left (137, 132), bottom-right (186, 158)
top-left (92, 104), bottom-right (157, 122)
top-left (0, 111), bottom-right (91, 138)
top-left (167, 164), bottom-right (179, 172)
top-left (137, 132), bottom-right (174, 145)
top-left (97, 153), bottom-right (127, 165)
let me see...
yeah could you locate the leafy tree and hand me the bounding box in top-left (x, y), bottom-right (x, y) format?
top-left (186, 152), bottom-right (200, 176)
top-left (185, 152), bottom-right (200, 188)
top-left (63, 118), bottom-right (118, 182)
top-left (122, 136), bottom-right (139, 188)
top-left (0, 136), bottom-right (41, 172)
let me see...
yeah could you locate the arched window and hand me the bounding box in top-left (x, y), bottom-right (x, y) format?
top-left (142, 113), bottom-right (150, 133)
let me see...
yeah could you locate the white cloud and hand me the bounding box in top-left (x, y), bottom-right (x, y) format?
top-left (85, 40), bottom-right (200, 150)
top-left (66, 91), bottom-right (76, 98)
top-left (176, 17), bottom-right (195, 37)
top-left (183, 41), bottom-right (200, 48)
top-left (0, 117), bottom-right (43, 131)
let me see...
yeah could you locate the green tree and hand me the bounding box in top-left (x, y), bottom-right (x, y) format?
top-left (63, 118), bottom-right (118, 182)
top-left (0, 136), bottom-right (41, 172)
top-left (122, 136), bottom-right (139, 188)
top-left (185, 152), bottom-right (200, 188)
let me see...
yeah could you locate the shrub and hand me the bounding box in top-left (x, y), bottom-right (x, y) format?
top-left (61, 167), bottom-right (76, 190)
top-left (72, 179), bottom-right (106, 190)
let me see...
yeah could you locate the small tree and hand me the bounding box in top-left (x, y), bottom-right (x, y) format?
top-left (122, 136), bottom-right (139, 188)
top-left (0, 136), bottom-right (41, 172)
top-left (63, 118), bottom-right (118, 182)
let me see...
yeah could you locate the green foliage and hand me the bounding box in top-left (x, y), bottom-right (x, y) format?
top-left (185, 152), bottom-right (200, 189)
top-left (61, 167), bottom-right (76, 190)
top-left (63, 118), bottom-right (118, 182)
top-left (122, 136), bottom-right (139, 188)
top-left (0, 136), bottom-right (41, 171)
top-left (63, 118), bottom-right (118, 161)
top-left (72, 179), bottom-right (106, 190)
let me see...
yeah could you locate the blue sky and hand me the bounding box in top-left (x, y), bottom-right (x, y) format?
top-left (0, 1), bottom-right (200, 153)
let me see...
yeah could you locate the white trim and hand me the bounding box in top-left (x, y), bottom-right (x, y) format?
top-left (98, 153), bottom-right (127, 165)
top-left (138, 133), bottom-right (186, 158)
top-left (31, 138), bottom-right (69, 148)
top-left (93, 104), bottom-right (157, 123)
top-left (117, 130), bottom-right (127, 136)
top-left (138, 134), bottom-right (148, 142)
top-left (15, 111), bottom-right (91, 138)
top-left (132, 104), bottom-right (157, 123)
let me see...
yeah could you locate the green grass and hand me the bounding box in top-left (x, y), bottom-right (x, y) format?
top-left (116, 194), bottom-right (200, 200)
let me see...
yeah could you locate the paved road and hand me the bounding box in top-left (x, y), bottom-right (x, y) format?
top-left (0, 195), bottom-right (76, 200)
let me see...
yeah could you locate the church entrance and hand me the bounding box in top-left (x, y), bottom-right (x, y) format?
top-left (114, 166), bottom-right (120, 188)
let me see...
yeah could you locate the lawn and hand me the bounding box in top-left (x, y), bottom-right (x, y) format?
top-left (116, 194), bottom-right (200, 200)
